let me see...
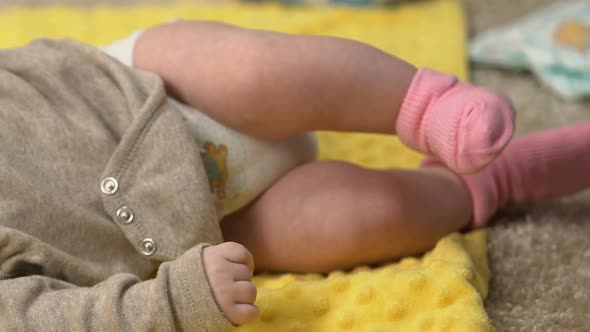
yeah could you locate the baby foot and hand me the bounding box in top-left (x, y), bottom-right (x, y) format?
top-left (203, 242), bottom-right (259, 325)
top-left (397, 68), bottom-right (516, 174)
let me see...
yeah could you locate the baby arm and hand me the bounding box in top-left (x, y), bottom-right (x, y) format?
top-left (0, 232), bottom-right (233, 330)
top-left (0, 235), bottom-right (256, 329)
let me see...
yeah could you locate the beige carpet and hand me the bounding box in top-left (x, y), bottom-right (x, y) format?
top-left (2, 0), bottom-right (589, 330)
top-left (466, 1), bottom-right (590, 330)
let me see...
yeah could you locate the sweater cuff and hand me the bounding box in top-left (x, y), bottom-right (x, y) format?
top-left (168, 243), bottom-right (234, 331)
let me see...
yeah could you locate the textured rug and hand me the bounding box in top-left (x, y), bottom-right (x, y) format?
top-left (465, 1), bottom-right (590, 330)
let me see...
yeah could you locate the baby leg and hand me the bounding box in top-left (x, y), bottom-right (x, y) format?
top-left (135, 20), bottom-right (514, 173)
top-left (426, 122), bottom-right (590, 228)
top-left (220, 160), bottom-right (472, 273)
top-left (221, 123), bottom-right (590, 272)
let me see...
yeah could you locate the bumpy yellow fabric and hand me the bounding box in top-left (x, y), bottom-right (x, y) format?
top-left (0, 1), bottom-right (494, 331)
top-left (248, 232), bottom-right (491, 332)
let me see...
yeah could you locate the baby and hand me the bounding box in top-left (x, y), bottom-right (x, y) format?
top-left (1, 19), bottom-right (589, 331)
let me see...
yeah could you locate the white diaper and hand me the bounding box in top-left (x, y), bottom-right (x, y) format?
top-left (102, 29), bottom-right (318, 217)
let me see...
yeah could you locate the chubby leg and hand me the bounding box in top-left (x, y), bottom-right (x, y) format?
top-left (135, 20), bottom-right (514, 173)
top-left (220, 161), bottom-right (472, 273)
top-left (439, 122), bottom-right (590, 228)
top-left (222, 122), bottom-right (590, 272)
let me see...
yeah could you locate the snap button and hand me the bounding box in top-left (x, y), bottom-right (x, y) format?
top-left (100, 177), bottom-right (119, 195)
top-left (115, 206), bottom-right (134, 224)
top-left (140, 238), bottom-right (157, 256)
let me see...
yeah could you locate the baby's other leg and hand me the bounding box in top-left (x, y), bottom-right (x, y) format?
top-left (135, 20), bottom-right (514, 174)
top-left (220, 161), bottom-right (472, 273)
top-left (437, 121), bottom-right (590, 228)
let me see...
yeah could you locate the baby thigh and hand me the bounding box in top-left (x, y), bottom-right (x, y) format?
top-left (220, 161), bottom-right (472, 273)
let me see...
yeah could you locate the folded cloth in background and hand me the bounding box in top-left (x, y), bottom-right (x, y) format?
top-left (243, 0), bottom-right (394, 7)
top-left (470, 1), bottom-right (590, 99)
top-left (0, 1), bottom-right (495, 331)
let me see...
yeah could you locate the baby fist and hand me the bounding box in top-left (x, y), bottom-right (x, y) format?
top-left (203, 242), bottom-right (259, 325)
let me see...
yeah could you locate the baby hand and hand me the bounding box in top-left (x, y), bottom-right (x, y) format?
top-left (203, 242), bottom-right (259, 325)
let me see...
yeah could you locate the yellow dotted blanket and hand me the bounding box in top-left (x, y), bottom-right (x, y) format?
top-left (0, 1), bottom-right (493, 330)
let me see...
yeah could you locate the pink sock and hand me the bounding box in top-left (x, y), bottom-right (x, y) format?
top-left (425, 122), bottom-right (590, 228)
top-left (397, 68), bottom-right (516, 174)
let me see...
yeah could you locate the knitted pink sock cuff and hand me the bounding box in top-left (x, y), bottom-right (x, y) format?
top-left (395, 68), bottom-right (458, 153)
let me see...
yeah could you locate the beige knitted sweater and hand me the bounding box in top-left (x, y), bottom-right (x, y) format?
top-left (0, 39), bottom-right (233, 331)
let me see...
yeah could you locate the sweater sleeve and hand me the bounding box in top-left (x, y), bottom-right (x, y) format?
top-left (0, 243), bottom-right (233, 332)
